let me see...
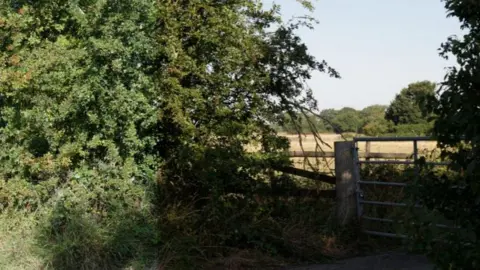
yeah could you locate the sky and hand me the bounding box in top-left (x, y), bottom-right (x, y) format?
top-left (262, 0), bottom-right (463, 110)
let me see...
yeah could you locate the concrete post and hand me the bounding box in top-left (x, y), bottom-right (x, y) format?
top-left (334, 141), bottom-right (357, 226)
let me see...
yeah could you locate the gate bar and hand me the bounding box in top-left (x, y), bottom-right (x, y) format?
top-left (358, 160), bottom-right (450, 166)
top-left (359, 200), bottom-right (407, 207)
top-left (360, 200), bottom-right (423, 208)
top-left (358, 180), bottom-right (407, 187)
top-left (354, 136), bottom-right (434, 142)
top-left (364, 230), bottom-right (407, 238)
top-left (358, 160), bottom-right (414, 165)
top-left (362, 216), bottom-right (394, 223)
top-left (363, 216), bottom-right (458, 229)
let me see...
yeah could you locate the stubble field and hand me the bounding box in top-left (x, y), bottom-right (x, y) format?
top-left (281, 133), bottom-right (438, 174)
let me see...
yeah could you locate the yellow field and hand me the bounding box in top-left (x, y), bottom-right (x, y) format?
top-left (283, 133), bottom-right (437, 153)
top-left (281, 133), bottom-right (438, 174)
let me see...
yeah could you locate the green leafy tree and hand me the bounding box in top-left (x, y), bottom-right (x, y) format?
top-left (389, 122), bottom-right (433, 136)
top-left (406, 1), bottom-right (480, 269)
top-left (0, 0), bottom-right (337, 193)
top-left (278, 112), bottom-right (328, 134)
top-left (331, 107), bottom-right (362, 133)
top-left (385, 81), bottom-right (437, 125)
top-left (276, 105), bottom-right (389, 136)
top-left (0, 0), bottom-right (339, 267)
top-left (319, 108), bottom-right (337, 120)
top-left (360, 105), bottom-right (389, 136)
top-left (361, 105), bottom-right (387, 123)
top-left (318, 108), bottom-right (339, 132)
top-left (362, 120), bottom-right (390, 136)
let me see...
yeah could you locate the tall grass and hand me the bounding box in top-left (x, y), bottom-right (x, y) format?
top-left (0, 212), bottom-right (42, 270)
top-left (0, 181), bottom-right (356, 269)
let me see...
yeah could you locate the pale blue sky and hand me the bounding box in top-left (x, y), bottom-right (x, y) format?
top-left (262, 0), bottom-right (462, 110)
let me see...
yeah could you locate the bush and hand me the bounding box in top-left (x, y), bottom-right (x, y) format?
top-left (30, 166), bottom-right (161, 269)
top-left (0, 0), bottom-right (347, 268)
top-left (403, 150), bottom-right (479, 269)
top-left (388, 123), bottom-right (433, 136)
top-left (401, 1), bottom-right (480, 268)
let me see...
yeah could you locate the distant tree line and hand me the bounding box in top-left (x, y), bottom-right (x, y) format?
top-left (275, 81), bottom-right (437, 136)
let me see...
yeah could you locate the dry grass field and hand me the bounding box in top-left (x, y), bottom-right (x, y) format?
top-left (281, 133), bottom-right (438, 174)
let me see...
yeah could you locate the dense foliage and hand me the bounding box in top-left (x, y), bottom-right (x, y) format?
top-left (0, 0), bottom-right (342, 268)
top-left (384, 81), bottom-right (436, 125)
top-left (405, 1), bottom-right (480, 269)
top-left (276, 82), bottom-right (436, 136)
top-left (277, 106), bottom-right (388, 135)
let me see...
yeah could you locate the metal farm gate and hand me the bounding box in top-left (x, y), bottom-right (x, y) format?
top-left (352, 136), bottom-right (449, 238)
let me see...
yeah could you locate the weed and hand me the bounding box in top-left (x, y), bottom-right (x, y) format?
top-left (0, 212), bottom-right (42, 270)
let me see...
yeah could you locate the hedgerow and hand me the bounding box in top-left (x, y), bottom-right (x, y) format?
top-left (0, 1), bottom-right (341, 268)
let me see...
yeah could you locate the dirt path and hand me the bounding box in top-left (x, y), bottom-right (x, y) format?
top-left (286, 252), bottom-right (433, 270)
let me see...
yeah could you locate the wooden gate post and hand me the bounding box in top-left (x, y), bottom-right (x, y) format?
top-left (334, 141), bottom-right (357, 226)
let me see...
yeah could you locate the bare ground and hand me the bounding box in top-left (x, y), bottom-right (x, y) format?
top-left (285, 252), bottom-right (433, 270)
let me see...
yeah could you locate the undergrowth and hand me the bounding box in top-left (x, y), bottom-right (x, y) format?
top-left (0, 153), bottom-right (439, 270)
top-left (0, 212), bottom-right (42, 270)
top-left (0, 147), bottom-right (448, 270)
top-left (0, 174), bottom-right (357, 270)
